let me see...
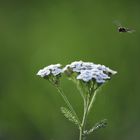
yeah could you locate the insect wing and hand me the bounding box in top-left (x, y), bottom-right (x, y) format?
top-left (126, 28), bottom-right (136, 33)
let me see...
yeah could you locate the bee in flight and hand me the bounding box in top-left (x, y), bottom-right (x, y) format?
top-left (113, 20), bottom-right (135, 33)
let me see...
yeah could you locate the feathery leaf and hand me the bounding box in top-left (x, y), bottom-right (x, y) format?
top-left (61, 107), bottom-right (79, 126)
top-left (84, 119), bottom-right (107, 135)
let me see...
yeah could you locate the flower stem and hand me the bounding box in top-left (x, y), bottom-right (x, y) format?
top-left (88, 91), bottom-right (97, 113)
top-left (56, 87), bottom-right (81, 128)
top-left (79, 86), bottom-right (98, 140)
top-left (79, 95), bottom-right (90, 140)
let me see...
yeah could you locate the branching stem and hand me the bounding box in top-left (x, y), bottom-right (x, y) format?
top-left (79, 89), bottom-right (98, 140)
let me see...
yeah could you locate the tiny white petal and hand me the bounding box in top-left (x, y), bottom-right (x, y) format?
top-left (70, 61), bottom-right (83, 68)
top-left (96, 78), bottom-right (106, 83)
top-left (106, 67), bottom-right (117, 75)
top-left (37, 68), bottom-right (50, 77)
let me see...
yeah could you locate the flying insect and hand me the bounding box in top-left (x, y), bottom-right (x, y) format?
top-left (114, 20), bottom-right (135, 33)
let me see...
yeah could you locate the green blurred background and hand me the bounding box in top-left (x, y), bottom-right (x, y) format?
top-left (0, 0), bottom-right (140, 140)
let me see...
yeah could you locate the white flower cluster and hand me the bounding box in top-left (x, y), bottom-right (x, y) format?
top-left (37, 64), bottom-right (62, 78)
top-left (63, 61), bottom-right (117, 83)
top-left (37, 61), bottom-right (117, 84)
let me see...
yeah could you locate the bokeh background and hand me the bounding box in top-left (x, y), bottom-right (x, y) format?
top-left (0, 0), bottom-right (140, 140)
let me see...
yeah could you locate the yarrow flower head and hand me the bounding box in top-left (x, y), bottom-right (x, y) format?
top-left (63, 61), bottom-right (117, 84)
top-left (37, 64), bottom-right (63, 85)
top-left (37, 64), bottom-right (62, 78)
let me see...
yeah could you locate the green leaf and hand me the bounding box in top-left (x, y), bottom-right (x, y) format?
top-left (84, 119), bottom-right (107, 135)
top-left (60, 107), bottom-right (79, 126)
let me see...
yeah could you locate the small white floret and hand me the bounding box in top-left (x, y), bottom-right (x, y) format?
top-left (37, 68), bottom-right (50, 77)
top-left (37, 64), bottom-right (62, 78)
top-left (77, 70), bottom-right (93, 82)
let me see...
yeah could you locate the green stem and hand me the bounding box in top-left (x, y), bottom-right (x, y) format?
top-left (79, 128), bottom-right (83, 140)
top-left (76, 83), bottom-right (85, 101)
top-left (56, 87), bottom-right (81, 128)
top-left (79, 95), bottom-right (90, 140)
top-left (79, 86), bottom-right (98, 140)
top-left (88, 91), bottom-right (97, 113)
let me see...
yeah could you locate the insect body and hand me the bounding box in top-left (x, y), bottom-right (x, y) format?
top-left (114, 20), bottom-right (135, 33)
top-left (118, 27), bottom-right (132, 33)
